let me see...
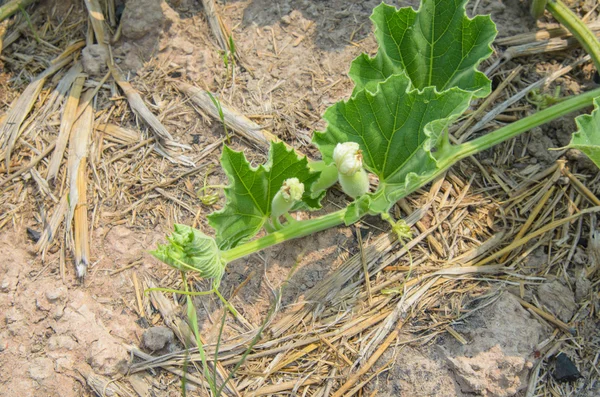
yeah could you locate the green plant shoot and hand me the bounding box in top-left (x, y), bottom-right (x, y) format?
top-left (152, 0), bottom-right (600, 292)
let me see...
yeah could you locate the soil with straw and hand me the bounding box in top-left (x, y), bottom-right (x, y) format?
top-left (0, 0), bottom-right (599, 396)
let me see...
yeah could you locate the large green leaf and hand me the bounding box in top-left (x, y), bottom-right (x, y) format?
top-left (208, 142), bottom-right (321, 249)
top-left (313, 72), bottom-right (471, 215)
top-left (349, 0), bottom-right (496, 96)
top-left (567, 97), bottom-right (600, 168)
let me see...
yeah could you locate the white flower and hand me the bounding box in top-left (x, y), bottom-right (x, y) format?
top-left (333, 142), bottom-right (363, 176)
top-left (280, 177), bottom-right (304, 202)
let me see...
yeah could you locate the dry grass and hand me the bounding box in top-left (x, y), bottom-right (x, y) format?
top-left (0, 1), bottom-right (599, 396)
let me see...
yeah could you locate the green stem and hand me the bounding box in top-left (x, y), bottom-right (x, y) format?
top-left (454, 87), bottom-right (600, 161)
top-left (213, 286), bottom-right (241, 318)
top-left (0, 0), bottom-right (36, 22)
top-left (530, 0), bottom-right (547, 19)
top-left (220, 87), bottom-right (600, 264)
top-left (546, 0), bottom-right (600, 72)
top-left (222, 209), bottom-right (346, 262)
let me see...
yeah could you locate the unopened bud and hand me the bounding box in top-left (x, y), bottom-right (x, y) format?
top-left (280, 177), bottom-right (304, 202)
top-left (333, 142), bottom-right (363, 176)
top-left (272, 178), bottom-right (304, 218)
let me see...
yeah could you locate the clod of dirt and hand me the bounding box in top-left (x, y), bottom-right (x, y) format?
top-left (542, 114), bottom-right (598, 171)
top-left (115, 0), bottom-right (180, 72)
top-left (442, 292), bottom-right (543, 395)
top-left (141, 326), bottom-right (175, 352)
top-left (28, 357), bottom-right (55, 382)
top-left (448, 345), bottom-right (533, 397)
top-left (373, 292), bottom-right (544, 396)
top-left (81, 45), bottom-right (109, 75)
top-left (527, 127), bottom-right (561, 164)
top-left (48, 335), bottom-right (78, 351)
top-left (87, 339), bottom-right (129, 376)
top-left (452, 292), bottom-right (545, 357)
top-left (121, 0), bottom-right (165, 40)
top-left (45, 287), bottom-right (66, 303)
top-left (537, 280), bottom-right (577, 322)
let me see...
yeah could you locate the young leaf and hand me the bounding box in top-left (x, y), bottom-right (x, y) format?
top-left (151, 224), bottom-right (225, 280)
top-left (208, 141), bottom-right (321, 249)
top-left (349, 0), bottom-right (496, 96)
top-left (566, 97), bottom-right (600, 168)
top-left (314, 72), bottom-right (471, 214)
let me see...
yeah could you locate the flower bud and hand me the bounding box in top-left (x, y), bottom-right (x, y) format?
top-left (280, 177), bottom-right (304, 202)
top-left (272, 178), bottom-right (304, 218)
top-left (333, 142), bottom-right (363, 176)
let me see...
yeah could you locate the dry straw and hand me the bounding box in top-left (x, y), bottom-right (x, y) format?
top-left (0, 1), bottom-right (598, 395)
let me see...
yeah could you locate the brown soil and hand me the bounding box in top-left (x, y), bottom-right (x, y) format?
top-left (0, 0), bottom-right (599, 396)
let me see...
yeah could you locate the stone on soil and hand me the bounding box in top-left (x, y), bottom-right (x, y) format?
top-left (142, 326), bottom-right (174, 351)
top-left (537, 280), bottom-right (577, 322)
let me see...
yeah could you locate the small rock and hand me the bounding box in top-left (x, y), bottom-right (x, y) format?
top-left (447, 345), bottom-right (532, 397)
top-left (281, 15), bottom-right (292, 25)
top-left (552, 353), bottom-right (581, 383)
top-left (537, 280), bottom-right (577, 322)
top-left (46, 288), bottom-right (65, 303)
top-left (177, 39), bottom-right (194, 55)
top-left (142, 326), bottom-right (174, 352)
top-left (52, 305), bottom-right (65, 320)
top-left (81, 44), bottom-right (108, 75)
top-left (29, 357), bottom-right (54, 381)
top-left (26, 228), bottom-right (41, 242)
top-left (121, 0), bottom-right (165, 40)
top-left (566, 149), bottom-right (599, 171)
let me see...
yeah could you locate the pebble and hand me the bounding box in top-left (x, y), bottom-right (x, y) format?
top-left (141, 326), bottom-right (174, 351)
top-left (46, 288), bottom-right (65, 303)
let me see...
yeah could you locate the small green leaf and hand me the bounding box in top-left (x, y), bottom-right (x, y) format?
top-left (314, 73), bottom-right (470, 213)
top-left (344, 195), bottom-right (371, 225)
top-left (567, 97), bottom-right (600, 168)
top-left (208, 141), bottom-right (321, 249)
top-left (151, 224), bottom-right (225, 280)
top-left (349, 0), bottom-right (496, 96)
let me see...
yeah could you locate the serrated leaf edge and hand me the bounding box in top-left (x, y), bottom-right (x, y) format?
top-left (350, 1), bottom-right (497, 97)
